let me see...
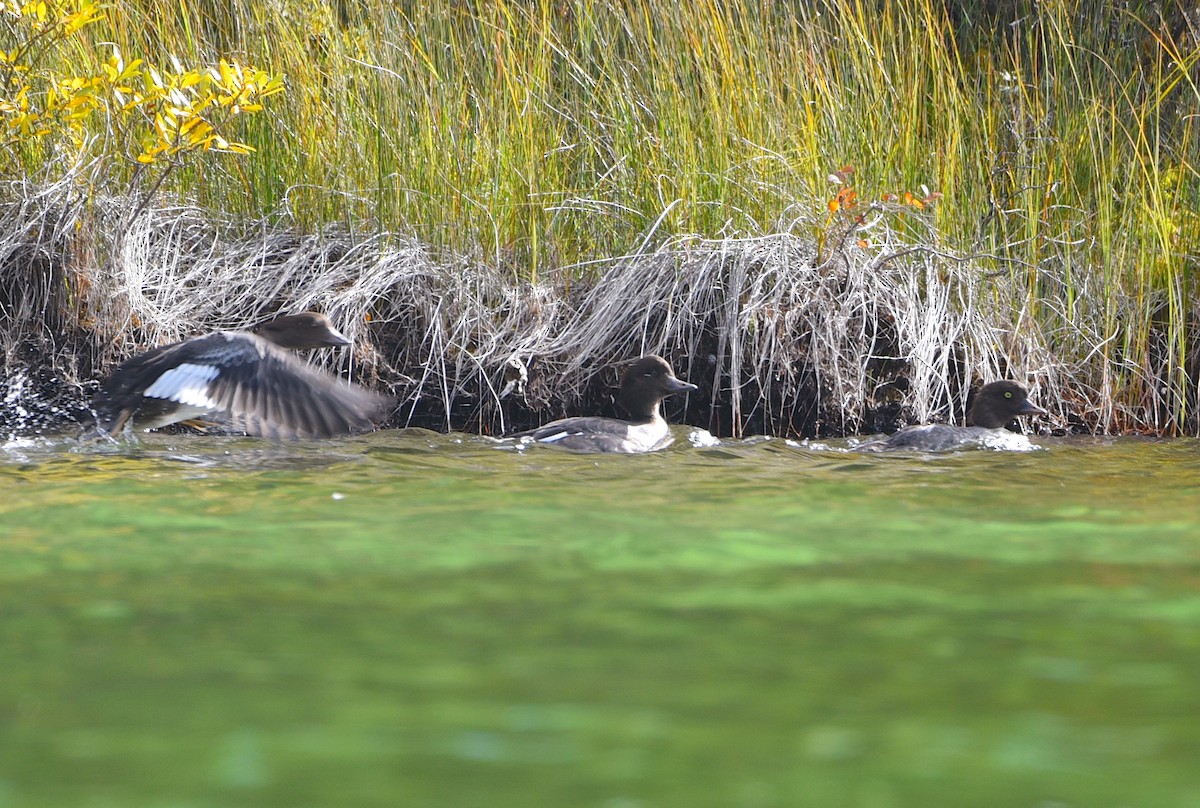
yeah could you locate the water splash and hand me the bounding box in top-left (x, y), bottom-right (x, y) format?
top-left (1, 367), bottom-right (84, 441)
top-left (2, 369), bottom-right (32, 440)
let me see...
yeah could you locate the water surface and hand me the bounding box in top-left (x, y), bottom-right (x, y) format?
top-left (2, 431), bottom-right (1198, 807)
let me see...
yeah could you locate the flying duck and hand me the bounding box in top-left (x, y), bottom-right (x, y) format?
top-left (92, 313), bottom-right (390, 438)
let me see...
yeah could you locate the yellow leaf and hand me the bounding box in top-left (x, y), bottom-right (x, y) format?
top-left (120, 59), bottom-right (144, 85)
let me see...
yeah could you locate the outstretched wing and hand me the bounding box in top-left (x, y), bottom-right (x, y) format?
top-left (96, 333), bottom-right (391, 438)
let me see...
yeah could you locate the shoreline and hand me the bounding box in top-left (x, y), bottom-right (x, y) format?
top-left (2, 193), bottom-right (1195, 441)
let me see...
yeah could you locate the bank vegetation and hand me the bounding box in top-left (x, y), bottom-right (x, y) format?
top-left (2, 0), bottom-right (1198, 437)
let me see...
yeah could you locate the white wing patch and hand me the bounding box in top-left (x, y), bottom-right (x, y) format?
top-left (537, 429), bottom-right (577, 443)
top-left (142, 363), bottom-right (221, 407)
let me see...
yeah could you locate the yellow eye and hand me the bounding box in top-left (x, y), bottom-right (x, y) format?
top-left (1004, 391), bottom-right (1013, 399)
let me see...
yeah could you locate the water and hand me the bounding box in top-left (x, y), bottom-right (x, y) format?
top-left (1, 430), bottom-right (1198, 808)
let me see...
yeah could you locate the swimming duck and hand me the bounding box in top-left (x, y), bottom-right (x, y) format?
top-left (512, 355), bottom-right (698, 453)
top-left (856, 380), bottom-right (1047, 452)
top-left (92, 313), bottom-right (391, 438)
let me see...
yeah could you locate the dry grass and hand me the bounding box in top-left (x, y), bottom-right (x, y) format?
top-left (5, 178), bottom-right (1175, 439)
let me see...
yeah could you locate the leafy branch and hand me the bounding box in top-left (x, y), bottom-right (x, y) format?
top-left (2, 0), bottom-right (284, 219)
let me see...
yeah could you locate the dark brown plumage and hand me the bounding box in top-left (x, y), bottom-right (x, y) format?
top-left (93, 313), bottom-right (391, 438)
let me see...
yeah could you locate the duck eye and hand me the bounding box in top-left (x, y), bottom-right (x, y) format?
top-left (1004, 391), bottom-right (1013, 399)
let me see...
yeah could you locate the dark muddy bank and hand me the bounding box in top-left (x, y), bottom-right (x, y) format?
top-left (1, 194), bottom-right (1195, 441)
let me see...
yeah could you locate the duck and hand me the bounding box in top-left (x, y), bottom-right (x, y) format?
top-left (855, 380), bottom-right (1047, 452)
top-left (511, 355), bottom-right (698, 453)
top-left (92, 312), bottom-right (391, 438)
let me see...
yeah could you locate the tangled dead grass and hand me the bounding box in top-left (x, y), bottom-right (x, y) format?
top-left (1, 182), bottom-right (1195, 439)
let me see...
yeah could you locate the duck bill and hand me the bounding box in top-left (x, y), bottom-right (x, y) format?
top-left (665, 377), bottom-right (698, 394)
top-left (321, 327), bottom-right (352, 347)
top-left (1016, 402), bottom-right (1047, 417)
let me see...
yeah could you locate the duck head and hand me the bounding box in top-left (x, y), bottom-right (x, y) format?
top-left (252, 313), bottom-right (352, 349)
top-left (618, 355), bottom-right (698, 420)
top-left (967, 381), bottom-right (1047, 429)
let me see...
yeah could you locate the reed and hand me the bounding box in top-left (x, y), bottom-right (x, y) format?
top-left (0, 172), bottom-right (1154, 439)
top-left (2, 0), bottom-right (1198, 435)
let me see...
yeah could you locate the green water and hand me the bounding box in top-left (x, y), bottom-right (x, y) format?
top-left (1, 431), bottom-right (1198, 808)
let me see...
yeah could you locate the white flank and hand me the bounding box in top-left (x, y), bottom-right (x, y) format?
top-left (538, 430), bottom-right (574, 443)
top-left (625, 419), bottom-right (669, 450)
top-left (979, 428), bottom-right (1040, 452)
top-left (142, 363), bottom-right (221, 407)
